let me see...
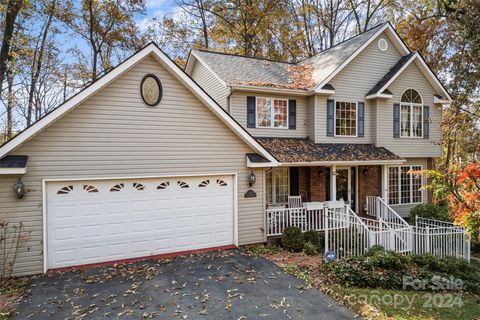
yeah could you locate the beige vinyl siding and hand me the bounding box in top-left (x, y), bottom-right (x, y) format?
top-left (308, 95), bottom-right (316, 139)
top-left (230, 91), bottom-right (308, 138)
top-left (315, 32), bottom-right (401, 143)
top-left (388, 158), bottom-right (428, 217)
top-left (376, 61), bottom-right (442, 157)
top-left (0, 54), bottom-right (265, 276)
top-left (190, 59), bottom-right (230, 109)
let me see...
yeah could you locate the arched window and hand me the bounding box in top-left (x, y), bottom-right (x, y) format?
top-left (400, 89), bottom-right (423, 137)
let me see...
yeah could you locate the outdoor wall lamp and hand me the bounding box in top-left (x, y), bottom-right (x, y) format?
top-left (363, 168), bottom-right (369, 176)
top-left (248, 171), bottom-right (256, 187)
top-left (14, 178), bottom-right (25, 200)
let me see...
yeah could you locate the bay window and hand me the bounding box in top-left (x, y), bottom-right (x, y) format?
top-left (256, 97), bottom-right (288, 128)
top-left (400, 89), bottom-right (423, 138)
top-left (266, 168), bottom-right (289, 205)
top-left (388, 165), bottom-right (423, 205)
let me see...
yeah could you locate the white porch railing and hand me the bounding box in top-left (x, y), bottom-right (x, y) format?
top-left (266, 207), bottom-right (325, 236)
top-left (324, 206), bottom-right (370, 259)
top-left (366, 196), bottom-right (409, 228)
top-left (266, 198), bottom-right (471, 262)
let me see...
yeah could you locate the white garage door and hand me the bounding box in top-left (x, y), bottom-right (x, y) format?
top-left (46, 175), bottom-right (234, 269)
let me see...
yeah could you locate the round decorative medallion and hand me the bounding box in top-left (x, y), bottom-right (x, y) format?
top-left (378, 38), bottom-right (388, 52)
top-left (140, 74), bottom-right (162, 106)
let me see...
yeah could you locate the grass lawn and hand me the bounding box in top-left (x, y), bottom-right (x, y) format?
top-left (330, 287), bottom-right (480, 320)
top-left (249, 246), bottom-right (480, 320)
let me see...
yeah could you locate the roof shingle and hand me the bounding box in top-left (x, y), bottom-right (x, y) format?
top-left (256, 137), bottom-right (402, 163)
top-left (367, 52), bottom-right (416, 96)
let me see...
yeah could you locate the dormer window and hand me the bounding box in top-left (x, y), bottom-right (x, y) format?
top-left (400, 89), bottom-right (423, 138)
top-left (256, 97), bottom-right (288, 128)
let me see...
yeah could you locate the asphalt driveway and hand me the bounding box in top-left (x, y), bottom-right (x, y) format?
top-left (15, 249), bottom-right (357, 319)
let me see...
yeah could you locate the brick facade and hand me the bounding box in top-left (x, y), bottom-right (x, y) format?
top-left (357, 165), bottom-right (382, 216)
top-left (296, 165), bottom-right (382, 216)
top-left (298, 167), bottom-right (328, 202)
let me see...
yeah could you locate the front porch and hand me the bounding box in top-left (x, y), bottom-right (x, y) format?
top-left (266, 163), bottom-right (386, 222)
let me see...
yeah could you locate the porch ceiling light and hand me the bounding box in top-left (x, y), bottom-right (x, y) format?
top-left (248, 171), bottom-right (256, 187)
top-left (14, 178), bottom-right (25, 200)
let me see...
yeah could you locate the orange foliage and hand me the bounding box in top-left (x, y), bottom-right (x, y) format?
top-left (448, 163), bottom-right (480, 229)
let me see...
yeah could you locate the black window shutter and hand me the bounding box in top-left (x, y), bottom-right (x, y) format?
top-left (247, 96), bottom-right (256, 128)
top-left (289, 167), bottom-right (299, 196)
top-left (288, 100), bottom-right (296, 130)
top-left (358, 101), bottom-right (365, 137)
top-left (423, 105), bottom-right (429, 139)
top-left (393, 103), bottom-right (400, 138)
top-left (327, 99), bottom-right (334, 137)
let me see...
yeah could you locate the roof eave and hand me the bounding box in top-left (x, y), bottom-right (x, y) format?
top-left (277, 159), bottom-right (406, 167)
top-left (366, 93), bottom-right (393, 100)
top-left (246, 158), bottom-right (278, 168)
top-left (230, 84), bottom-right (314, 96)
top-left (433, 95), bottom-right (451, 104)
top-left (0, 167), bottom-right (27, 175)
top-left (315, 88), bottom-right (336, 95)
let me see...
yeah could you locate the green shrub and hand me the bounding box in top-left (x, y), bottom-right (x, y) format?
top-left (323, 248), bottom-right (480, 293)
top-left (409, 203), bottom-right (450, 223)
top-left (303, 241), bottom-right (318, 256)
top-left (364, 245), bottom-right (385, 256)
top-left (281, 227), bottom-right (304, 252)
top-left (303, 231), bottom-right (322, 249)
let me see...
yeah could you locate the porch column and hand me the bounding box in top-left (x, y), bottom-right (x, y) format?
top-left (382, 164), bottom-right (388, 201)
top-left (330, 165), bottom-right (336, 201)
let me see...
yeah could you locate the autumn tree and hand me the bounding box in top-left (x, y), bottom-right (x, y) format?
top-left (63, 0), bottom-right (146, 82)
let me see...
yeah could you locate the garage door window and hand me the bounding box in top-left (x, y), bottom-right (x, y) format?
top-left (110, 183), bottom-right (124, 192)
top-left (83, 185), bottom-right (98, 193)
top-left (57, 185), bottom-right (73, 194)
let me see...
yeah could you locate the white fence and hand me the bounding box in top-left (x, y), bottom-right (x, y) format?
top-left (324, 206), bottom-right (370, 259)
top-left (267, 198), bottom-right (471, 262)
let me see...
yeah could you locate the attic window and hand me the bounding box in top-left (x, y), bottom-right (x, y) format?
top-left (378, 38), bottom-right (388, 52)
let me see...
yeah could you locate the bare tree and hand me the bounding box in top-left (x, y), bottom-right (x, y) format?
top-left (0, 0), bottom-right (24, 97)
top-left (25, 0), bottom-right (57, 126)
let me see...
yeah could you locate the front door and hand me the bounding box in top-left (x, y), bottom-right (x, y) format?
top-left (336, 167), bottom-right (356, 210)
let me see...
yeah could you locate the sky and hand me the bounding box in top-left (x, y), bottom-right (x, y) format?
top-left (140, 0), bottom-right (179, 29)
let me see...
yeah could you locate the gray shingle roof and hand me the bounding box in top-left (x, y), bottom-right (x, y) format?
top-left (0, 155), bottom-right (28, 168)
top-left (193, 50), bottom-right (292, 85)
top-left (246, 153), bottom-right (270, 163)
top-left (300, 23), bottom-right (387, 85)
top-left (367, 52), bottom-right (416, 96)
top-left (191, 23), bottom-right (388, 90)
top-left (256, 137), bottom-right (402, 163)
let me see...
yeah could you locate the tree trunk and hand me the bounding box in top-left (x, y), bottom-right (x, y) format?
top-left (27, 0), bottom-right (56, 126)
top-left (0, 0), bottom-right (24, 98)
top-left (6, 67), bottom-right (14, 139)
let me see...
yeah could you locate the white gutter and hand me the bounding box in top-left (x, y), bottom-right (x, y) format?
top-left (230, 84), bottom-right (314, 96)
top-left (0, 167), bottom-right (27, 175)
top-left (277, 159), bottom-right (406, 167)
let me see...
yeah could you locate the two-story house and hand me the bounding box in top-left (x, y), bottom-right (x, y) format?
top-left (0, 22), bottom-right (450, 275)
top-left (185, 22), bottom-right (450, 219)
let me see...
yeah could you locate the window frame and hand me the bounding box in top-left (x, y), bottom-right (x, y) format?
top-left (334, 101), bottom-right (358, 137)
top-left (255, 97), bottom-right (289, 129)
top-left (265, 168), bottom-right (290, 205)
top-left (387, 165), bottom-right (425, 206)
top-left (399, 89), bottom-right (423, 139)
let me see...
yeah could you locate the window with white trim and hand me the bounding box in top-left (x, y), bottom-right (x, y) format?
top-left (388, 165), bottom-right (423, 205)
top-left (335, 101), bottom-right (357, 136)
top-left (400, 89), bottom-right (422, 138)
top-left (266, 168), bottom-right (289, 204)
top-left (256, 97), bottom-right (288, 128)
